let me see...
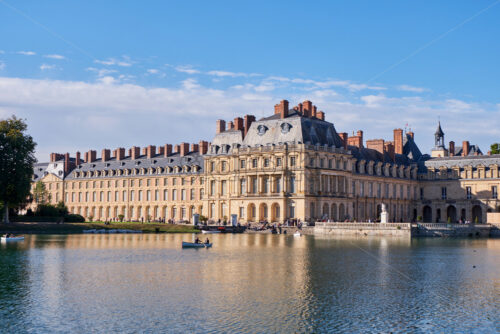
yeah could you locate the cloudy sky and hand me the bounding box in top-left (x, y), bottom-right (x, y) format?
top-left (0, 0), bottom-right (499, 161)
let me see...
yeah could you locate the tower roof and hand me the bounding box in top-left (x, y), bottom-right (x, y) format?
top-left (435, 121), bottom-right (444, 137)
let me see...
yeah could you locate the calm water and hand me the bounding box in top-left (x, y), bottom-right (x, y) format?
top-left (0, 234), bottom-right (498, 333)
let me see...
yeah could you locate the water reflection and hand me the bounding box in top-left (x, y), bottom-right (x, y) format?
top-left (0, 234), bottom-right (498, 333)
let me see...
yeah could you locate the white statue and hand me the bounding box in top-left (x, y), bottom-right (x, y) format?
top-left (380, 203), bottom-right (388, 223)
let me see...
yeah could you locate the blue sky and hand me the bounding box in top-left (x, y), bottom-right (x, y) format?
top-left (0, 0), bottom-right (499, 160)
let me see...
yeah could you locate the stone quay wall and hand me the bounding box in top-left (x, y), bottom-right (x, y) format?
top-left (314, 222), bottom-right (412, 237)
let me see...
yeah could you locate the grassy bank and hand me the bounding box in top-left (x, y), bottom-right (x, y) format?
top-left (0, 222), bottom-right (198, 234)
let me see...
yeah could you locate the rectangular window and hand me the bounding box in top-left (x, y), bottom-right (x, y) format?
top-left (181, 189), bottom-right (186, 200)
top-left (309, 158), bottom-right (314, 167)
top-left (239, 207), bottom-right (245, 218)
top-left (115, 191), bottom-right (119, 201)
top-left (290, 176), bottom-right (296, 193)
top-left (252, 159), bottom-right (258, 168)
top-left (155, 179), bottom-right (159, 187)
top-left (276, 177), bottom-right (281, 193)
top-left (252, 177), bottom-right (258, 193)
top-left (172, 178), bottom-right (177, 186)
top-left (320, 159), bottom-right (324, 168)
top-left (352, 181), bottom-right (356, 196)
top-left (240, 179), bottom-right (246, 194)
top-left (190, 189), bottom-right (195, 200)
top-left (466, 186), bottom-right (472, 199)
top-left (264, 158), bottom-right (269, 167)
top-left (147, 190), bottom-right (151, 201)
top-left (277, 158), bottom-right (282, 167)
top-left (290, 157), bottom-right (296, 167)
top-left (123, 191), bottom-right (127, 201)
top-left (138, 190), bottom-right (143, 201)
top-left (130, 190), bottom-right (135, 201)
top-left (172, 189), bottom-right (177, 201)
top-left (240, 159), bottom-right (246, 169)
top-left (420, 188), bottom-right (424, 200)
top-left (210, 162), bottom-right (215, 172)
top-left (155, 190), bottom-right (159, 201)
top-left (221, 161), bottom-right (226, 171)
top-left (210, 180), bottom-right (216, 196)
top-left (492, 186), bottom-right (497, 199)
top-left (441, 187), bottom-right (447, 200)
top-left (221, 180), bottom-right (227, 195)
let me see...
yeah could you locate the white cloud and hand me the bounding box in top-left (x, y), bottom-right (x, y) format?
top-left (147, 69), bottom-right (159, 74)
top-left (397, 84), bottom-right (427, 93)
top-left (44, 54), bottom-right (65, 60)
top-left (0, 75), bottom-right (496, 161)
top-left (174, 65), bottom-right (200, 74)
top-left (0, 62), bottom-right (5, 71)
top-left (206, 70), bottom-right (260, 78)
top-left (86, 67), bottom-right (118, 77)
top-left (17, 51), bottom-right (36, 56)
top-left (40, 64), bottom-right (56, 71)
top-left (94, 57), bottom-right (133, 67)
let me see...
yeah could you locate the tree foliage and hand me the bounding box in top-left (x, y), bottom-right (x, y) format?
top-left (491, 143), bottom-right (500, 155)
top-left (0, 116), bottom-right (37, 223)
top-left (33, 181), bottom-right (51, 204)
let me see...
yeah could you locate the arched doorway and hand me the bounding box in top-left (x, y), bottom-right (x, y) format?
top-left (331, 204), bottom-right (337, 221)
top-left (339, 204), bottom-right (345, 221)
top-left (322, 203), bottom-right (329, 220)
top-left (376, 204), bottom-right (382, 221)
top-left (247, 203), bottom-right (256, 221)
top-left (436, 208), bottom-right (441, 223)
top-left (423, 206), bottom-right (432, 223)
top-left (271, 203), bottom-right (280, 222)
top-left (460, 208), bottom-right (466, 222)
top-left (446, 205), bottom-right (457, 223)
top-left (472, 205), bottom-right (482, 224)
top-left (259, 203), bottom-right (268, 221)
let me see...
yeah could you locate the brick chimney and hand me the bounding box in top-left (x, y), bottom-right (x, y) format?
top-left (462, 141), bottom-right (470, 156)
top-left (114, 148), bottom-right (125, 161)
top-left (384, 142), bottom-right (395, 162)
top-left (85, 150), bottom-right (97, 163)
top-left (130, 146), bottom-right (140, 160)
top-left (339, 133), bottom-right (348, 150)
top-left (394, 128), bottom-right (403, 155)
top-left (317, 111), bottom-right (325, 121)
top-left (244, 115), bottom-right (256, 138)
top-left (50, 153), bottom-right (64, 162)
top-left (234, 117), bottom-right (244, 131)
top-left (75, 151), bottom-right (81, 166)
top-left (227, 121), bottom-right (234, 130)
top-left (312, 105), bottom-right (317, 118)
top-left (146, 145), bottom-right (156, 159)
top-left (303, 100), bottom-right (312, 118)
top-left (142, 147), bottom-right (147, 156)
top-left (161, 144), bottom-right (172, 157)
top-left (102, 149), bottom-right (111, 162)
top-left (199, 141), bottom-right (209, 155)
top-left (180, 142), bottom-right (190, 156)
top-left (174, 144), bottom-right (180, 154)
top-left (298, 103), bottom-right (303, 114)
top-left (64, 153), bottom-right (70, 175)
top-left (366, 139), bottom-right (385, 155)
top-left (275, 100), bottom-right (289, 119)
top-left (449, 141), bottom-right (455, 157)
top-left (216, 119), bottom-right (226, 134)
top-left (190, 143), bottom-right (199, 153)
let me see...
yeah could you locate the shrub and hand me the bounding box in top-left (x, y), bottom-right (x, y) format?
top-left (65, 214), bottom-right (85, 222)
top-left (417, 215), bottom-right (422, 222)
top-left (118, 214), bottom-right (124, 222)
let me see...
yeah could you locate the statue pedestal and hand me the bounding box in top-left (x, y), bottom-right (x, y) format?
top-left (381, 212), bottom-right (388, 224)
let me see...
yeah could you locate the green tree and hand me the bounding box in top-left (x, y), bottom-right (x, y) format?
top-left (0, 116), bottom-right (37, 223)
top-left (33, 181), bottom-right (50, 204)
top-left (491, 143), bottom-right (500, 155)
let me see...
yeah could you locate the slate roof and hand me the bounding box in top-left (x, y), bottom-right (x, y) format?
top-left (65, 152), bottom-right (204, 179)
top-left (435, 121), bottom-right (444, 136)
top-left (422, 154), bottom-right (500, 170)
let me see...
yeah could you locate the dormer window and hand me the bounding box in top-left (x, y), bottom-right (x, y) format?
top-left (257, 125), bottom-right (268, 136)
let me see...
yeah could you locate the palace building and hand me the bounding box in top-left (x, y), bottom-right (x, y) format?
top-left (30, 99), bottom-right (500, 224)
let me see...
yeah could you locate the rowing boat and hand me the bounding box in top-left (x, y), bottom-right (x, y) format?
top-left (201, 230), bottom-right (221, 234)
top-left (1, 236), bottom-right (25, 242)
top-left (182, 241), bottom-right (212, 248)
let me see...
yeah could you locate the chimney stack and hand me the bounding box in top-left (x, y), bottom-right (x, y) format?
top-left (227, 121), bottom-right (234, 130)
top-left (199, 140), bottom-right (209, 155)
top-left (449, 141), bottom-right (455, 157)
top-left (317, 111), bottom-right (325, 121)
top-left (462, 141), bottom-right (470, 156)
top-left (244, 115), bottom-right (256, 138)
top-left (394, 129), bottom-right (403, 155)
top-left (85, 150), bottom-right (97, 163)
top-left (339, 133), bottom-right (348, 150)
top-left (129, 146), bottom-right (140, 160)
top-left (142, 147), bottom-right (147, 156)
top-left (180, 142), bottom-right (190, 156)
top-left (347, 131), bottom-right (364, 148)
top-left (216, 120), bottom-right (226, 134)
top-left (76, 151), bottom-right (81, 166)
top-left (146, 145), bottom-right (156, 159)
top-left (174, 144), bottom-right (180, 154)
top-left (64, 153), bottom-right (70, 175)
top-left (114, 148), bottom-right (125, 161)
top-left (102, 149), bottom-right (111, 162)
top-left (162, 144), bottom-right (172, 157)
top-left (234, 117), bottom-right (244, 131)
top-left (190, 143), bottom-right (199, 153)
top-left (384, 142), bottom-right (395, 162)
top-left (366, 139), bottom-right (385, 155)
top-left (303, 100), bottom-right (312, 117)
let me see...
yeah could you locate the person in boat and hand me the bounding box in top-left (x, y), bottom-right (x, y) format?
top-left (194, 237), bottom-right (201, 244)
top-left (205, 238), bottom-right (210, 244)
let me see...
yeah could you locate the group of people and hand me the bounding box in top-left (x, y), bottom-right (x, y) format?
top-left (194, 237), bottom-right (210, 244)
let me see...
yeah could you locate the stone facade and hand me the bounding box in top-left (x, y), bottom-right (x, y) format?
top-left (29, 99), bottom-right (500, 224)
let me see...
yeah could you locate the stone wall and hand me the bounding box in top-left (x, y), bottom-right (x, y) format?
top-left (314, 222), bottom-right (411, 237)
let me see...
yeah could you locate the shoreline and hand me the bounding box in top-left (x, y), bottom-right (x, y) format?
top-left (0, 222), bottom-right (198, 234)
